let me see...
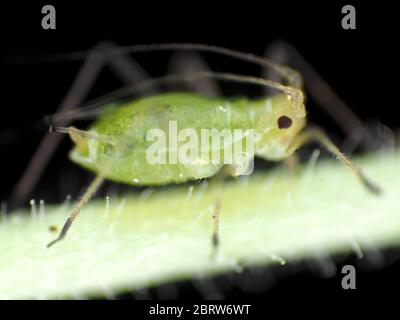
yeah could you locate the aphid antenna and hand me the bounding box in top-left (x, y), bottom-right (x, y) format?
top-left (49, 71), bottom-right (303, 124)
top-left (11, 43), bottom-right (302, 89)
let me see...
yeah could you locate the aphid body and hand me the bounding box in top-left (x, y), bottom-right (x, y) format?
top-left (69, 92), bottom-right (306, 185)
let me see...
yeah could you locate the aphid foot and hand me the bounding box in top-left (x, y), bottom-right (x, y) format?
top-left (46, 217), bottom-right (72, 248)
top-left (362, 176), bottom-right (382, 195)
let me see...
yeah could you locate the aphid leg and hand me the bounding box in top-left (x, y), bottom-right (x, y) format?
top-left (264, 40), bottom-right (375, 148)
top-left (11, 41), bottom-right (152, 207)
top-left (283, 154), bottom-right (300, 173)
top-left (47, 174), bottom-right (104, 248)
top-left (95, 41), bottom-right (154, 89)
top-left (210, 194), bottom-right (221, 261)
top-left (167, 51), bottom-right (221, 96)
top-left (287, 127), bottom-right (381, 194)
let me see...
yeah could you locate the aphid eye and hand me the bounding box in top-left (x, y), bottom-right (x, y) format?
top-left (277, 115), bottom-right (293, 129)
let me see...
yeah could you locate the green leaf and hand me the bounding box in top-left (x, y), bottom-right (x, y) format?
top-left (1, 151), bottom-right (399, 299)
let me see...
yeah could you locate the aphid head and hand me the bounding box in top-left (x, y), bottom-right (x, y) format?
top-left (254, 93), bottom-right (306, 160)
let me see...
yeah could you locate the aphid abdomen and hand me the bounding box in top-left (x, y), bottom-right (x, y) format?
top-left (69, 92), bottom-right (257, 185)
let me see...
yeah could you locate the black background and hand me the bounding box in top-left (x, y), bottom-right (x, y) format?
top-left (1, 1), bottom-right (399, 304)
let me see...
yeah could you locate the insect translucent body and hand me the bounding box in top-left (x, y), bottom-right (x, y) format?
top-left (68, 92), bottom-right (305, 185)
top-left (45, 43), bottom-right (380, 248)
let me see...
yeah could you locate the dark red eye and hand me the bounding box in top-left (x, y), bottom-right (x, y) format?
top-left (277, 116), bottom-right (293, 129)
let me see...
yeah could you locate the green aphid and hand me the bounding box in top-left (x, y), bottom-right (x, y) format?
top-left (69, 92), bottom-right (305, 186)
top-left (47, 44), bottom-right (380, 248)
